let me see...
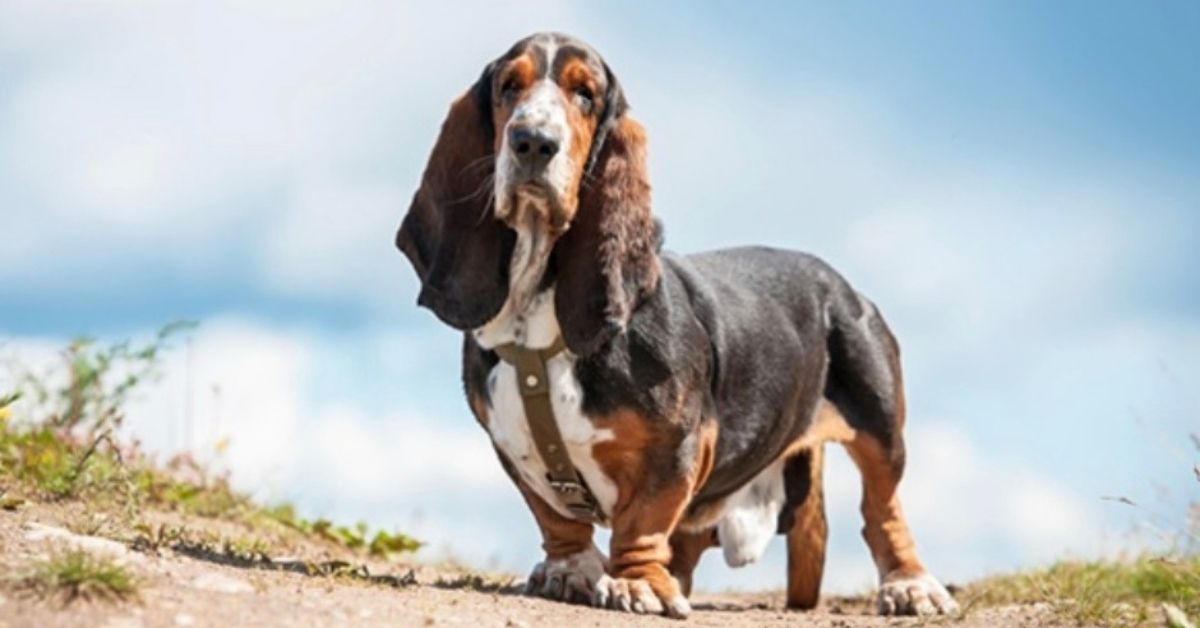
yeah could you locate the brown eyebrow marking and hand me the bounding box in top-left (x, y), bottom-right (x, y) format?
top-left (499, 53), bottom-right (537, 90)
top-left (558, 57), bottom-right (598, 92)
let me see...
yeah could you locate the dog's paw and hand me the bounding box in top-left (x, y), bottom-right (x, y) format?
top-left (877, 569), bottom-right (959, 616)
top-left (522, 545), bottom-right (607, 605)
top-left (592, 574), bottom-right (691, 619)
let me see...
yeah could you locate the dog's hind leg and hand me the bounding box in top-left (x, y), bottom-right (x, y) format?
top-left (782, 445), bottom-right (828, 610)
top-left (667, 528), bottom-right (717, 597)
top-left (826, 290), bottom-right (959, 616)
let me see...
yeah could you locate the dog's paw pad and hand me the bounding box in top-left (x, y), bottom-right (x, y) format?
top-left (592, 575), bottom-right (690, 619)
top-left (877, 570), bottom-right (959, 616)
top-left (523, 545), bottom-right (607, 605)
top-left (593, 575), bottom-right (661, 615)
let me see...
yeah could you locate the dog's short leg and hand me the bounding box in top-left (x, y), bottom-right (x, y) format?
top-left (597, 478), bottom-right (693, 619)
top-left (843, 431), bottom-right (958, 616)
top-left (784, 445), bottom-right (828, 610)
top-left (589, 410), bottom-right (709, 620)
top-left (514, 480), bottom-right (606, 605)
top-left (826, 293), bottom-right (959, 616)
top-left (667, 528), bottom-right (718, 597)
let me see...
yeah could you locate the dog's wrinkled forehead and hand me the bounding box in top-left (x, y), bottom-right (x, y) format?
top-left (497, 32), bottom-right (608, 92)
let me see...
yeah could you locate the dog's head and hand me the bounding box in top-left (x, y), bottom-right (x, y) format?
top-left (397, 32), bottom-right (660, 354)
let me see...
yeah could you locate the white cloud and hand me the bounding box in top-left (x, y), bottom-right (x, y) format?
top-left (300, 405), bottom-right (505, 501)
top-left (900, 422), bottom-right (1097, 573)
top-left (257, 179), bottom-right (412, 307)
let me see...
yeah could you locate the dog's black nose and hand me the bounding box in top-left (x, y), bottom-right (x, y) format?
top-left (509, 126), bottom-right (560, 171)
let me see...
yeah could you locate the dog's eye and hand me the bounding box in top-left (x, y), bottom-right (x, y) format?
top-left (574, 87), bottom-right (594, 112)
top-left (500, 79), bottom-right (519, 101)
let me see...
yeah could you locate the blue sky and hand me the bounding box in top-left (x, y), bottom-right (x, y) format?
top-left (2, 1), bottom-right (1198, 592)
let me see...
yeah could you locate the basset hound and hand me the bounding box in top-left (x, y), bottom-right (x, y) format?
top-left (396, 32), bottom-right (959, 619)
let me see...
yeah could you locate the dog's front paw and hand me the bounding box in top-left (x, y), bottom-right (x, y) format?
top-left (593, 572), bottom-right (691, 619)
top-left (877, 569), bottom-right (959, 616)
top-left (523, 545), bottom-right (607, 605)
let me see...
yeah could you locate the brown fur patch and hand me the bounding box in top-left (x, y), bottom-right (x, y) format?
top-left (514, 478), bottom-right (595, 560)
top-left (785, 446), bottom-right (828, 609)
top-left (591, 410), bottom-right (694, 602)
top-left (557, 57), bottom-right (600, 213)
top-left (844, 432), bottom-right (924, 576)
top-left (667, 529), bottom-right (718, 597)
top-left (690, 419), bottom-right (719, 495)
top-left (790, 399), bottom-right (858, 454)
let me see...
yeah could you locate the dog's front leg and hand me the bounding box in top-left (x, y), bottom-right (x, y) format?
top-left (514, 480), bottom-right (607, 605)
top-left (589, 410), bottom-right (705, 620)
top-left (596, 480), bottom-right (693, 619)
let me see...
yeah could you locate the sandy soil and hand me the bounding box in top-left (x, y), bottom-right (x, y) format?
top-left (0, 505), bottom-right (1076, 628)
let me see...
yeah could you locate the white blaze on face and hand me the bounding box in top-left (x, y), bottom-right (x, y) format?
top-left (494, 78), bottom-right (573, 223)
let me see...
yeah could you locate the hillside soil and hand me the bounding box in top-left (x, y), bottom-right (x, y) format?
top-left (0, 502), bottom-right (1085, 628)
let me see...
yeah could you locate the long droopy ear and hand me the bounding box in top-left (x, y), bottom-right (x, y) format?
top-left (396, 65), bottom-right (515, 330)
top-left (553, 75), bottom-right (661, 355)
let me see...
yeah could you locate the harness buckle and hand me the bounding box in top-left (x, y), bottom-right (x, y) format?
top-left (548, 477), bottom-right (603, 521)
top-left (548, 478), bottom-right (588, 495)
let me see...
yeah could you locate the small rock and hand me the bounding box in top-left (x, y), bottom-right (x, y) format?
top-left (1165, 603), bottom-right (1196, 628)
top-left (191, 572), bottom-right (255, 594)
top-left (174, 613), bottom-right (196, 626)
top-left (358, 609), bottom-right (373, 619)
top-left (23, 522), bottom-right (138, 562)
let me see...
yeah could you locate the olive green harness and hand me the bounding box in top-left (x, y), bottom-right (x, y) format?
top-left (493, 338), bottom-right (606, 524)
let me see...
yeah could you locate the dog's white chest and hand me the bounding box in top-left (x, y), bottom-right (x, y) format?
top-left (476, 290), bottom-right (619, 523)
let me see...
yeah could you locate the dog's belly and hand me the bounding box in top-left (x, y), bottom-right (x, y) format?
top-left (714, 458), bottom-right (787, 567)
top-left (486, 353), bottom-right (620, 524)
top-left (690, 400), bottom-right (854, 567)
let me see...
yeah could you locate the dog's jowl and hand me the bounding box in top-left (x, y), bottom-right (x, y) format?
top-left (396, 31), bottom-right (959, 620)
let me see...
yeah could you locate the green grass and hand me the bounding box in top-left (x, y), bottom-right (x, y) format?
top-left (0, 326), bottom-right (422, 561)
top-left (19, 550), bottom-right (139, 604)
top-left (962, 555), bottom-right (1200, 624)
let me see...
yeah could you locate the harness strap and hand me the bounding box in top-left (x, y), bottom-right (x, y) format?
top-left (493, 337), bottom-right (605, 524)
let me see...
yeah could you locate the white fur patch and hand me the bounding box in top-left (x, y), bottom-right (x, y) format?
top-left (716, 457), bottom-right (787, 567)
top-left (476, 289), bottom-right (618, 523)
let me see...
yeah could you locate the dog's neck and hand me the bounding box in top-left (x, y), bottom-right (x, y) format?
top-left (473, 197), bottom-right (561, 350)
top-left (472, 286), bottom-right (559, 350)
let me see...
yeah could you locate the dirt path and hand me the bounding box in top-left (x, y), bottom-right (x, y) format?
top-left (0, 505), bottom-right (1071, 628)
